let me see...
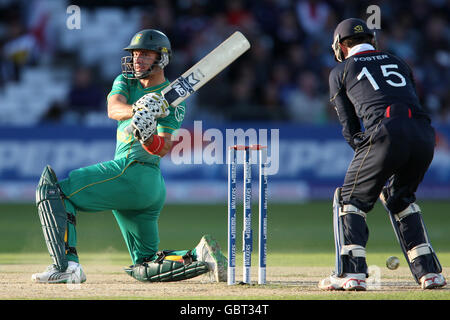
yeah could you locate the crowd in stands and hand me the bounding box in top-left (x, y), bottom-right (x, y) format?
top-left (0, 0), bottom-right (449, 125)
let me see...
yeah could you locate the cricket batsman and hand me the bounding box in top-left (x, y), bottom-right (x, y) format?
top-left (319, 18), bottom-right (446, 290)
top-left (32, 29), bottom-right (227, 284)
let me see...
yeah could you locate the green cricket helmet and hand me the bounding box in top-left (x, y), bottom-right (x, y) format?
top-left (121, 29), bottom-right (172, 79)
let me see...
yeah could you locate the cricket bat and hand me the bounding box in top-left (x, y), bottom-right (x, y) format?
top-left (125, 31), bottom-right (251, 134)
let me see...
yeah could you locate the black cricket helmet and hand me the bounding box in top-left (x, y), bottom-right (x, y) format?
top-left (332, 18), bottom-right (377, 62)
top-left (121, 29), bottom-right (172, 79)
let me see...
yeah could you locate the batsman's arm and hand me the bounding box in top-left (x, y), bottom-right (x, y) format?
top-left (107, 93), bottom-right (133, 121)
top-left (142, 132), bottom-right (173, 158)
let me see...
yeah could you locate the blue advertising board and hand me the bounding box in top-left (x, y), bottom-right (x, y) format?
top-left (0, 122), bottom-right (449, 203)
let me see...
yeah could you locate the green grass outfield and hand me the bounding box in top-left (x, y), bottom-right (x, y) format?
top-left (1, 201), bottom-right (449, 300)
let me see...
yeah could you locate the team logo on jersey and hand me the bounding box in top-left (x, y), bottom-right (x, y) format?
top-left (174, 104), bottom-right (185, 123)
top-left (354, 25), bottom-right (364, 33)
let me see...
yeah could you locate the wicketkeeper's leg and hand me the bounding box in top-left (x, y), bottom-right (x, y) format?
top-left (333, 188), bottom-right (369, 276)
top-left (379, 186), bottom-right (442, 283)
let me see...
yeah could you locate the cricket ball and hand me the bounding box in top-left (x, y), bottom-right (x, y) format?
top-left (386, 256), bottom-right (400, 270)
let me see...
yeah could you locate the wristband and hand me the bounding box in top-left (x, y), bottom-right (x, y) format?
top-left (142, 134), bottom-right (165, 155)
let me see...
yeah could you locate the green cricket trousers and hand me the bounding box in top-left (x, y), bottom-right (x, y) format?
top-left (58, 157), bottom-right (172, 265)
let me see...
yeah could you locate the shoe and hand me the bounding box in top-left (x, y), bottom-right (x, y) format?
top-left (420, 273), bottom-right (446, 289)
top-left (319, 273), bottom-right (366, 291)
top-left (31, 261), bottom-right (87, 284)
top-left (195, 234), bottom-right (227, 282)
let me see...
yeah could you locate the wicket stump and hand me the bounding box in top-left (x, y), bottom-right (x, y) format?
top-left (227, 144), bottom-right (268, 285)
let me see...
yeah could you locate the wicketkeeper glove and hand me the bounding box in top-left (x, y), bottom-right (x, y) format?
top-left (132, 92), bottom-right (170, 119)
top-left (131, 110), bottom-right (157, 144)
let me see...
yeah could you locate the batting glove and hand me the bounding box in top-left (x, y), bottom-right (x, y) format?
top-left (131, 110), bottom-right (157, 144)
top-left (132, 92), bottom-right (170, 119)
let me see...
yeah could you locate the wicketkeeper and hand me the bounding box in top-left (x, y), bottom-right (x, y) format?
top-left (32, 29), bottom-right (227, 284)
top-left (319, 18), bottom-right (446, 290)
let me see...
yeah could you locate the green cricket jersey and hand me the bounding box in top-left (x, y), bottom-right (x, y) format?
top-left (107, 74), bottom-right (186, 165)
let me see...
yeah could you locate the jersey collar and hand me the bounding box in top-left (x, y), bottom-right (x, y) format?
top-left (347, 43), bottom-right (376, 58)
